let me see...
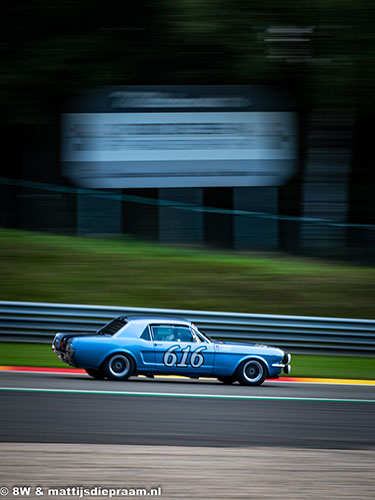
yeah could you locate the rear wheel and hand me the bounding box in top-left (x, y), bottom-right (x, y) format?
top-left (85, 368), bottom-right (105, 380)
top-left (237, 359), bottom-right (267, 386)
top-left (103, 353), bottom-right (134, 381)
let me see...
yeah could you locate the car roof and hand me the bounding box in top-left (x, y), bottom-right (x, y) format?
top-left (118, 315), bottom-right (191, 326)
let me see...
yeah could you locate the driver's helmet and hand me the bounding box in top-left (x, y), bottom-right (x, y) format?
top-left (164, 327), bottom-right (176, 341)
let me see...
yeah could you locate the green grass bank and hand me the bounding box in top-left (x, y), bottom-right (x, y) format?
top-left (0, 227), bottom-right (374, 317)
top-left (0, 228), bottom-right (373, 378)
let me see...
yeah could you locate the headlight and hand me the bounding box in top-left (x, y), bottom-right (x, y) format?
top-left (283, 353), bottom-right (291, 364)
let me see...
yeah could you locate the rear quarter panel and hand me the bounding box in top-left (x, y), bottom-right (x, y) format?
top-left (72, 336), bottom-right (145, 370)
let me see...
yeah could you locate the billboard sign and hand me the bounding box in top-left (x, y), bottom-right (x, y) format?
top-left (61, 86), bottom-right (297, 188)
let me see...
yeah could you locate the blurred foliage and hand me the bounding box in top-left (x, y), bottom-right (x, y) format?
top-left (1, 0), bottom-right (374, 123)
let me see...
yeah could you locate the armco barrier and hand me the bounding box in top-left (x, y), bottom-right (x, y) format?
top-left (0, 301), bottom-right (374, 354)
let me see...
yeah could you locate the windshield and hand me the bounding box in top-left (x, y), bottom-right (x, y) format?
top-left (192, 326), bottom-right (212, 343)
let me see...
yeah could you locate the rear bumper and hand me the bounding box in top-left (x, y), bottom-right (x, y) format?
top-left (52, 341), bottom-right (77, 367)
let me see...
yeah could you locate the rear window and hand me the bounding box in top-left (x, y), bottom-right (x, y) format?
top-left (97, 317), bottom-right (127, 336)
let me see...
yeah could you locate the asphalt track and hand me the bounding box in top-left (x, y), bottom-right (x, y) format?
top-left (1, 371), bottom-right (374, 449)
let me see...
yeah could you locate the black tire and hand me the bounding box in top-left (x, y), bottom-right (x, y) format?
top-left (237, 359), bottom-right (267, 386)
top-left (218, 376), bottom-right (236, 385)
top-left (85, 368), bottom-right (105, 380)
top-left (103, 353), bottom-right (134, 381)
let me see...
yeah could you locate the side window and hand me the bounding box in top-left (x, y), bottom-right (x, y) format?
top-left (140, 326), bottom-right (151, 341)
top-left (151, 325), bottom-right (196, 342)
top-left (174, 326), bottom-right (196, 342)
top-left (151, 326), bottom-right (173, 341)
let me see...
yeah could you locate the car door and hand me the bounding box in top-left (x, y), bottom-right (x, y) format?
top-left (151, 324), bottom-right (215, 376)
top-left (136, 324), bottom-right (156, 371)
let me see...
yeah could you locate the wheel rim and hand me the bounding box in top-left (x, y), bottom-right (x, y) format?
top-left (243, 360), bottom-right (264, 383)
top-left (108, 355), bottom-right (130, 378)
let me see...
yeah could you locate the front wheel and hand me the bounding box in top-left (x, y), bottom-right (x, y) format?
top-left (103, 353), bottom-right (134, 381)
top-left (237, 359), bottom-right (267, 386)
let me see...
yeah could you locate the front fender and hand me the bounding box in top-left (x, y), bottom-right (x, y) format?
top-left (233, 355), bottom-right (271, 376)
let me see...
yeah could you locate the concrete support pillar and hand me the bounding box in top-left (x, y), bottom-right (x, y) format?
top-left (159, 188), bottom-right (204, 245)
top-left (77, 191), bottom-right (122, 236)
top-left (233, 187), bottom-right (279, 250)
top-left (301, 110), bottom-right (352, 250)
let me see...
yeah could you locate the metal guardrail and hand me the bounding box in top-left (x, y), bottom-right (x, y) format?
top-left (0, 301), bottom-right (374, 355)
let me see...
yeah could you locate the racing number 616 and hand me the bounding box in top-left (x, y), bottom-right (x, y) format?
top-left (163, 345), bottom-right (206, 368)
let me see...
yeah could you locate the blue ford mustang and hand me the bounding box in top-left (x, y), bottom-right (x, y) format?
top-left (52, 316), bottom-right (291, 386)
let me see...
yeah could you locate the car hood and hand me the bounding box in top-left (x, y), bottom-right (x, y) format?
top-left (213, 340), bottom-right (267, 347)
top-left (213, 339), bottom-right (284, 355)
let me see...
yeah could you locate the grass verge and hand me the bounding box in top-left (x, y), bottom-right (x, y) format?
top-left (0, 227), bottom-right (374, 318)
top-left (0, 343), bottom-right (373, 380)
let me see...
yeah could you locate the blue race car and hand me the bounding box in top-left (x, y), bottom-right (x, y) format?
top-left (52, 316), bottom-right (291, 386)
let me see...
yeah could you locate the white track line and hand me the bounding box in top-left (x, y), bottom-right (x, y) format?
top-left (1, 386), bottom-right (374, 403)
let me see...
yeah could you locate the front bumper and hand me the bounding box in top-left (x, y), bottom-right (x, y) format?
top-left (272, 353), bottom-right (292, 374)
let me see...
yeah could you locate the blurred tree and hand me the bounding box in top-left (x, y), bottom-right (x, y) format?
top-left (0, 0), bottom-right (373, 245)
top-left (1, 0), bottom-right (374, 122)
top-left (162, 0), bottom-right (375, 108)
